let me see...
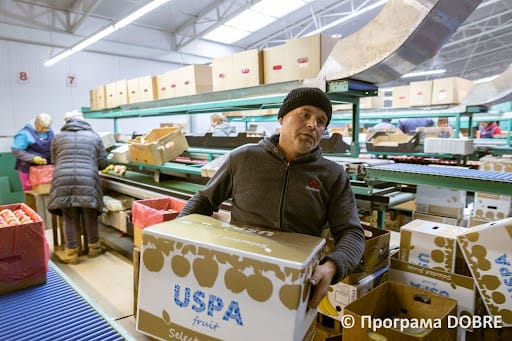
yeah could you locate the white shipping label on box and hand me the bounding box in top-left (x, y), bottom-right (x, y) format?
top-left (136, 214), bottom-right (324, 341)
top-left (389, 257), bottom-right (476, 326)
top-left (457, 218), bottom-right (512, 326)
top-left (400, 219), bottom-right (468, 273)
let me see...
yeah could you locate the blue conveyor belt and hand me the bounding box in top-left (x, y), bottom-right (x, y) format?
top-left (0, 263), bottom-right (126, 341)
top-left (365, 163), bottom-right (512, 195)
top-left (370, 163), bottom-right (512, 182)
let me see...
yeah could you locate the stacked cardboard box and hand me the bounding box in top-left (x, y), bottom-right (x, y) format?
top-left (414, 185), bottom-right (466, 226)
top-left (136, 214), bottom-right (324, 340)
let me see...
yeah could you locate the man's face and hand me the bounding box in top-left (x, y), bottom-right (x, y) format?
top-left (278, 105), bottom-right (328, 159)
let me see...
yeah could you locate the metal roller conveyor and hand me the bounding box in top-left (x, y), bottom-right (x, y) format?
top-left (365, 163), bottom-right (512, 195)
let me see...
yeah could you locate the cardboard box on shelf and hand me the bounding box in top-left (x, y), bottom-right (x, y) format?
top-left (0, 203), bottom-right (49, 294)
top-left (136, 214), bottom-right (324, 341)
top-left (392, 85), bottom-right (410, 108)
top-left (231, 49), bottom-right (263, 89)
top-left (286, 34), bottom-right (338, 81)
top-left (409, 80), bottom-right (433, 107)
top-left (131, 197), bottom-right (186, 249)
top-left (212, 54), bottom-right (234, 92)
top-left (127, 76), bottom-right (157, 104)
top-left (156, 70), bottom-right (178, 100)
top-left (90, 85), bottom-right (106, 111)
top-left (128, 127), bottom-right (188, 165)
top-left (431, 77), bottom-right (474, 105)
top-left (343, 281), bottom-right (457, 340)
top-left (366, 131), bottom-right (419, 153)
top-left (174, 64), bottom-right (212, 97)
top-left (399, 219), bottom-right (469, 273)
top-left (456, 217), bottom-right (512, 326)
top-left (111, 144), bottom-right (130, 163)
top-left (105, 80), bottom-right (128, 109)
top-left (424, 137), bottom-right (474, 155)
top-left (263, 44), bottom-right (288, 84)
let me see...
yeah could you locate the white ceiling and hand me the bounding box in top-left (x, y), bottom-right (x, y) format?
top-left (1, 0), bottom-right (511, 87)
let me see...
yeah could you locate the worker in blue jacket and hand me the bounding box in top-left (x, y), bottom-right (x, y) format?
top-left (11, 113), bottom-right (54, 191)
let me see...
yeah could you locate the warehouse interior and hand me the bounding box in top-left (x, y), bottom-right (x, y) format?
top-left (1, 0), bottom-right (512, 340)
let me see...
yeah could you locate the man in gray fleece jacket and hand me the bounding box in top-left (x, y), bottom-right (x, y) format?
top-left (179, 87), bottom-right (365, 309)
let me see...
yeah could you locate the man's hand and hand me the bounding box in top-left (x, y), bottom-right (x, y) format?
top-left (308, 259), bottom-right (337, 309)
top-left (32, 156), bottom-right (47, 165)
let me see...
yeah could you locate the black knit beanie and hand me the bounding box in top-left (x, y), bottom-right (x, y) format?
top-left (278, 87), bottom-right (332, 126)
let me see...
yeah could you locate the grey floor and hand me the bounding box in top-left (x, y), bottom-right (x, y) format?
top-left (45, 228), bottom-right (151, 341)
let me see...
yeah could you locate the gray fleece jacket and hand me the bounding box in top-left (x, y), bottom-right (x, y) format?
top-left (179, 134), bottom-right (365, 282)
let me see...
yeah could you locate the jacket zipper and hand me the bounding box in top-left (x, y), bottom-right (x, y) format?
top-left (278, 162), bottom-right (290, 230)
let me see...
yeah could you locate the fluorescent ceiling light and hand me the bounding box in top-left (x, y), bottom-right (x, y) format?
top-left (44, 0), bottom-right (171, 66)
top-left (204, 0), bottom-right (312, 44)
top-left (474, 74), bottom-right (499, 84)
top-left (401, 69), bottom-right (446, 78)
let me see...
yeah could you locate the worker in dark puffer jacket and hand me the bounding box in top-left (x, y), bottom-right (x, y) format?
top-left (48, 110), bottom-right (109, 264)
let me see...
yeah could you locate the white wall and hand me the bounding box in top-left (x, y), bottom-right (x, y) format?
top-left (0, 40), bottom-right (182, 151)
top-left (0, 40), bottom-right (281, 152)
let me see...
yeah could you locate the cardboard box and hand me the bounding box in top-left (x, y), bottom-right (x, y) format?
top-left (136, 214), bottom-right (325, 340)
top-left (0, 203), bottom-right (49, 294)
top-left (366, 131), bottom-right (419, 153)
top-left (131, 197), bottom-right (186, 248)
top-left (415, 185), bottom-right (466, 219)
top-left (100, 210), bottom-right (130, 233)
top-left (431, 77), bottom-right (474, 105)
top-left (424, 138), bottom-right (474, 155)
top-left (286, 34), bottom-right (337, 81)
top-left (343, 281), bottom-right (457, 340)
top-left (111, 144), bottom-right (131, 163)
top-left (263, 44), bottom-right (288, 84)
top-left (399, 219), bottom-right (468, 273)
top-left (392, 85), bottom-right (411, 108)
top-left (344, 226), bottom-right (390, 283)
top-left (457, 217), bottom-right (512, 326)
top-left (94, 85), bottom-right (106, 111)
top-left (389, 256), bottom-right (478, 328)
top-left (139, 75), bottom-right (158, 102)
top-left (231, 49), bottom-right (263, 89)
top-left (127, 76), bottom-right (157, 103)
top-left (473, 192), bottom-right (512, 221)
top-left (479, 156), bottom-right (512, 173)
top-left (318, 266), bottom-right (388, 321)
top-left (174, 64), bottom-right (212, 97)
top-left (156, 70), bottom-right (178, 100)
top-left (410, 80), bottom-right (433, 107)
top-left (105, 80), bottom-right (128, 109)
top-left (98, 132), bottom-right (116, 149)
top-left (29, 165), bottom-right (54, 194)
top-left (412, 212), bottom-right (462, 227)
top-left (128, 127), bottom-right (189, 165)
top-left (212, 54), bottom-right (233, 92)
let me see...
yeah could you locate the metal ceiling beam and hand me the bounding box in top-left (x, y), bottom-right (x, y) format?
top-left (174, 0), bottom-right (262, 50)
top-left (69, 0), bottom-right (104, 34)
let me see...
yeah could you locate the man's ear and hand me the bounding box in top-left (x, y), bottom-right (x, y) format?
top-left (278, 117), bottom-right (283, 125)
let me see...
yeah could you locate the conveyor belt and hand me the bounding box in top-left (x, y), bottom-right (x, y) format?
top-left (0, 262), bottom-right (129, 341)
top-left (365, 163), bottom-right (512, 195)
